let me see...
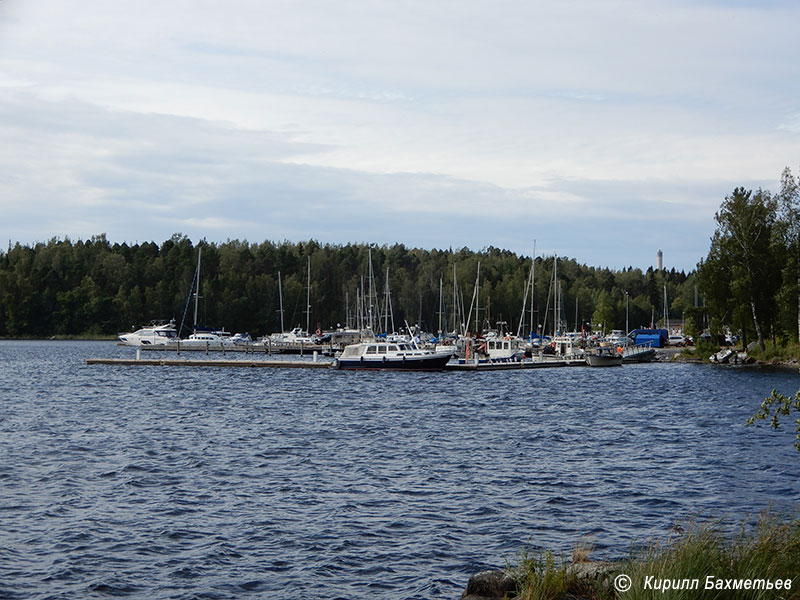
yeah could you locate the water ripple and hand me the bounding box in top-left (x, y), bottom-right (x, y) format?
top-left (1, 342), bottom-right (799, 598)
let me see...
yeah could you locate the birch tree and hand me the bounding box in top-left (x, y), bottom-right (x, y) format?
top-left (705, 187), bottom-right (778, 351)
top-left (777, 166), bottom-right (800, 342)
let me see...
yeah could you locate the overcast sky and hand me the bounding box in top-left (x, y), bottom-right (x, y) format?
top-left (2, 1), bottom-right (799, 272)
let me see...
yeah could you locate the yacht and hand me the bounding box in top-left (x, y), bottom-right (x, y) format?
top-left (118, 320), bottom-right (179, 346)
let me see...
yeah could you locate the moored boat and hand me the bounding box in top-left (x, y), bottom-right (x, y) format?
top-left (460, 335), bottom-right (525, 364)
top-left (118, 320), bottom-right (179, 346)
top-left (337, 340), bottom-right (453, 370)
top-left (585, 345), bottom-right (623, 367)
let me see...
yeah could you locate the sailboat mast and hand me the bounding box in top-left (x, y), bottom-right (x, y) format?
top-left (305, 256), bottom-right (311, 334)
top-left (475, 261), bottom-right (481, 334)
top-left (383, 266), bottom-right (391, 334)
top-left (193, 246), bottom-right (202, 332)
top-left (531, 240), bottom-right (536, 340)
top-left (438, 277), bottom-right (443, 334)
top-left (278, 270), bottom-right (285, 333)
top-left (552, 254), bottom-right (562, 336)
top-left (452, 263), bottom-right (458, 333)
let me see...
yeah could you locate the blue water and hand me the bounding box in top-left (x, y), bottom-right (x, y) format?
top-left (1, 341), bottom-right (799, 599)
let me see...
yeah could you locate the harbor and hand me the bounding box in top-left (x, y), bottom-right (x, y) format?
top-left (85, 347), bottom-right (656, 370)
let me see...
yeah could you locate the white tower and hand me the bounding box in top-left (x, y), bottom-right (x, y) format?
top-left (657, 249), bottom-right (663, 271)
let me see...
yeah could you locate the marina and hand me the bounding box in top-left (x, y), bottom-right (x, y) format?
top-left (86, 352), bottom-right (641, 370)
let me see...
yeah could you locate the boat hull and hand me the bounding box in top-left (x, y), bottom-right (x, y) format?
top-left (337, 354), bottom-right (452, 371)
top-left (586, 354), bottom-right (623, 367)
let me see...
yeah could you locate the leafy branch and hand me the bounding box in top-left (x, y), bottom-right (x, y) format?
top-left (747, 389), bottom-right (800, 452)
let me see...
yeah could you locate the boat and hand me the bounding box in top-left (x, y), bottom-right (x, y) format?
top-left (336, 340), bottom-right (453, 370)
top-left (462, 334), bottom-right (525, 364)
top-left (544, 334), bottom-right (586, 363)
top-left (263, 326), bottom-right (320, 353)
top-left (118, 320), bottom-right (179, 346)
top-left (605, 330), bottom-right (629, 347)
top-left (710, 348), bottom-right (735, 364)
top-left (585, 345), bottom-right (623, 367)
top-left (180, 328), bottom-right (237, 350)
top-left (230, 332), bottom-right (253, 345)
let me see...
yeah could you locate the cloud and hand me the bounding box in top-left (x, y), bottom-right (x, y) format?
top-left (1, 0), bottom-right (800, 272)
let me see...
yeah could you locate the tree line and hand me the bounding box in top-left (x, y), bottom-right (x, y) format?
top-left (697, 166), bottom-right (800, 351)
top-left (0, 234), bottom-right (697, 339)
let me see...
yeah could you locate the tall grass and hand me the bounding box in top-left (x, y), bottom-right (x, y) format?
top-left (747, 341), bottom-right (800, 363)
top-left (514, 512), bottom-right (800, 600)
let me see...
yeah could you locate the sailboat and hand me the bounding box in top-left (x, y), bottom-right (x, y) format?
top-left (178, 247), bottom-right (237, 349)
top-left (263, 257), bottom-right (320, 353)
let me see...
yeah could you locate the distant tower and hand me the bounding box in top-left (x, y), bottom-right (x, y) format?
top-left (657, 249), bottom-right (663, 271)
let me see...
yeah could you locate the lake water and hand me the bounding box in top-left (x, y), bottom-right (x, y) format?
top-left (1, 341), bottom-right (799, 599)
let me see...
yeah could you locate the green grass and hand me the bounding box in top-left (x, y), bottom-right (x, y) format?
top-left (514, 549), bottom-right (603, 600)
top-left (513, 512), bottom-right (800, 600)
top-left (747, 341), bottom-right (800, 363)
top-left (676, 338), bottom-right (723, 361)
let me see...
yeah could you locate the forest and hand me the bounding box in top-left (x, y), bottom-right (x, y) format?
top-left (697, 166), bottom-right (800, 351)
top-left (0, 234), bottom-right (695, 339)
top-left (2, 163), bottom-right (798, 344)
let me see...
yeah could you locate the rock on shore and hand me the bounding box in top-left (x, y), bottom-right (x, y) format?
top-left (460, 562), bottom-right (618, 600)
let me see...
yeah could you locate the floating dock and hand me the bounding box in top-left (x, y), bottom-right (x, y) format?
top-left (443, 359), bottom-right (584, 371)
top-left (85, 357), bottom-right (335, 368)
top-left (85, 357), bottom-right (590, 370)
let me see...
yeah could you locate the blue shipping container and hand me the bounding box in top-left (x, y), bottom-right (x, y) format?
top-left (629, 328), bottom-right (668, 348)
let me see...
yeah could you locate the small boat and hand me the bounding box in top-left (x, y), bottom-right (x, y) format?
top-left (337, 340), bottom-right (453, 370)
top-left (118, 320), bottom-right (179, 346)
top-left (710, 348), bottom-right (735, 364)
top-left (180, 329), bottom-right (236, 350)
top-left (461, 335), bottom-right (525, 364)
top-left (231, 332), bottom-right (253, 345)
top-left (605, 330), bottom-right (629, 347)
top-left (585, 345), bottom-right (623, 367)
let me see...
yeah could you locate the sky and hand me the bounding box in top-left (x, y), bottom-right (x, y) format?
top-left (2, 1), bottom-right (799, 272)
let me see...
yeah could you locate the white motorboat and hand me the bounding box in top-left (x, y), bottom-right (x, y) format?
top-left (118, 320), bottom-right (179, 346)
top-left (337, 341), bottom-right (453, 370)
top-left (266, 327), bottom-right (315, 344)
top-left (605, 330), bottom-right (629, 347)
top-left (179, 329), bottom-right (237, 350)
